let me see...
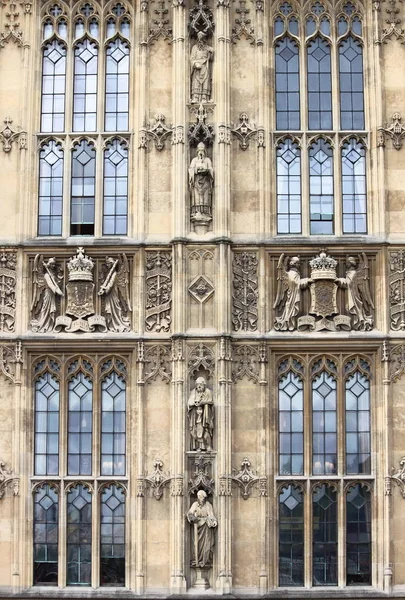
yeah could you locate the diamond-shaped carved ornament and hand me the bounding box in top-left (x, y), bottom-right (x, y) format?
top-left (188, 275), bottom-right (214, 303)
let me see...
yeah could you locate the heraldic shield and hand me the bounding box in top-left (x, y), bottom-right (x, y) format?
top-left (66, 280), bottom-right (95, 319)
top-left (309, 279), bottom-right (338, 319)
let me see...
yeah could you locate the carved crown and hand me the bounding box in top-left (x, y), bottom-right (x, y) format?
top-left (67, 247), bottom-right (94, 282)
top-left (309, 251), bottom-right (337, 281)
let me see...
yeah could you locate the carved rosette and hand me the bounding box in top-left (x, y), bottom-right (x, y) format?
top-left (232, 345), bottom-right (260, 383)
top-left (389, 250), bottom-right (405, 330)
top-left (144, 459), bottom-right (172, 500)
top-left (145, 251), bottom-right (172, 332)
top-left (0, 117), bottom-right (27, 152)
top-left (232, 252), bottom-right (258, 332)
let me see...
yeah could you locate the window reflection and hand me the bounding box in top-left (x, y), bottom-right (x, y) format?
top-left (309, 138), bottom-right (334, 234)
top-left (279, 485), bottom-right (304, 586)
top-left (276, 138), bottom-right (301, 234)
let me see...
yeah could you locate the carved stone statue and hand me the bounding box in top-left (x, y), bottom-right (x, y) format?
top-left (190, 31), bottom-right (213, 103)
top-left (98, 254), bottom-right (132, 333)
top-left (189, 142), bottom-right (214, 233)
top-left (188, 377), bottom-right (214, 452)
top-left (187, 490), bottom-right (217, 569)
top-left (336, 253), bottom-right (374, 331)
top-left (31, 255), bottom-right (63, 333)
top-left (273, 254), bottom-right (311, 331)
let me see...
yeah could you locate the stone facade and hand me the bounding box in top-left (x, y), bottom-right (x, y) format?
top-left (0, 0), bottom-right (405, 597)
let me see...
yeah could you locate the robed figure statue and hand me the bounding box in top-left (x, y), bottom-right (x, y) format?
top-left (187, 377), bottom-right (214, 451)
top-left (189, 142), bottom-right (214, 228)
top-left (190, 31), bottom-right (213, 103)
top-left (187, 490), bottom-right (217, 568)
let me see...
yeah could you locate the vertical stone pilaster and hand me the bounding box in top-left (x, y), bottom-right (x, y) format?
top-left (215, 336), bottom-right (232, 594)
top-left (136, 6), bottom-right (149, 240)
top-left (172, 0), bottom-right (187, 238)
top-left (135, 342), bottom-right (145, 594)
top-left (170, 337), bottom-right (187, 593)
top-left (214, 1), bottom-right (231, 238)
top-left (258, 342), bottom-right (268, 592)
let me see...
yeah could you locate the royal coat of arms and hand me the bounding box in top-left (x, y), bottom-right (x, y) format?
top-left (66, 247), bottom-right (95, 319)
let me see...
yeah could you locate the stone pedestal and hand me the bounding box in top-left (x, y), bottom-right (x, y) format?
top-left (192, 567), bottom-right (211, 589)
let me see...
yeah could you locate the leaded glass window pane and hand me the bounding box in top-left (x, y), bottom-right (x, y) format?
top-left (276, 139), bottom-right (301, 234)
top-left (345, 371), bottom-right (371, 474)
top-left (67, 485), bottom-right (92, 585)
top-left (346, 484), bottom-right (371, 585)
top-left (68, 372), bottom-right (93, 475)
top-left (339, 36), bottom-right (364, 130)
top-left (279, 485), bottom-right (304, 586)
top-left (309, 138), bottom-right (334, 234)
top-left (101, 372), bottom-right (126, 476)
top-left (341, 138), bottom-right (367, 234)
top-left (307, 36), bottom-right (332, 130)
top-left (312, 371), bottom-right (337, 475)
top-left (34, 484), bottom-right (59, 585)
top-left (73, 39), bottom-right (98, 132)
top-left (41, 40), bottom-right (66, 133)
top-left (103, 139), bottom-right (128, 235)
top-left (313, 484), bottom-right (338, 586)
top-left (70, 140), bottom-right (96, 236)
top-left (100, 485), bottom-right (125, 586)
top-left (38, 141), bottom-right (63, 236)
top-left (275, 37), bottom-right (300, 130)
top-left (35, 373), bottom-right (59, 476)
top-left (279, 371), bottom-right (304, 475)
top-left (105, 39), bottom-right (129, 132)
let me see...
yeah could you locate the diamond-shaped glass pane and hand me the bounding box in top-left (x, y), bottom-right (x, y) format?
top-left (78, 48), bottom-right (94, 63)
top-left (284, 382), bottom-right (299, 397)
top-left (349, 490), bottom-right (366, 509)
top-left (109, 150), bottom-right (123, 166)
top-left (284, 493), bottom-right (299, 511)
top-left (351, 381), bottom-right (365, 397)
top-left (346, 149), bottom-right (361, 164)
top-left (282, 149), bottom-right (296, 164)
top-left (107, 382), bottom-right (121, 398)
top-left (280, 47), bottom-right (294, 62)
top-left (312, 47), bottom-right (327, 62)
top-left (73, 494), bottom-right (87, 510)
top-left (106, 494), bottom-right (120, 510)
top-left (314, 149), bottom-right (328, 164)
top-left (343, 47), bottom-right (358, 62)
top-left (48, 49), bottom-right (63, 63)
top-left (318, 382), bottom-right (332, 398)
top-left (317, 491), bottom-right (333, 510)
top-left (45, 151), bottom-right (60, 166)
top-left (76, 150), bottom-right (92, 165)
top-left (111, 47), bottom-right (125, 62)
top-left (40, 494), bottom-right (53, 510)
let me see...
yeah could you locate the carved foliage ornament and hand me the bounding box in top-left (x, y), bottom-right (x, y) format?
top-left (188, 342), bottom-right (215, 377)
top-left (232, 345), bottom-right (260, 383)
top-left (231, 0), bottom-right (255, 44)
top-left (144, 459), bottom-right (172, 500)
top-left (0, 248), bottom-right (17, 332)
top-left (389, 249), bottom-right (405, 331)
top-left (188, 456), bottom-right (214, 496)
top-left (231, 113), bottom-right (259, 150)
top-left (376, 0), bottom-right (405, 44)
top-left (144, 344), bottom-right (172, 383)
top-left (0, 461), bottom-right (19, 499)
top-left (232, 252), bottom-right (258, 332)
top-left (188, 104), bottom-right (215, 147)
top-left (388, 344), bottom-right (405, 382)
top-left (0, 341), bottom-right (22, 384)
top-left (386, 456), bottom-right (405, 498)
top-left (145, 251), bottom-right (172, 333)
top-left (0, 117), bottom-right (27, 152)
top-left (0, 1), bottom-right (29, 49)
top-left (224, 457), bottom-right (267, 500)
top-left (139, 114), bottom-right (173, 151)
top-left (378, 113), bottom-right (405, 149)
top-left (188, 0), bottom-right (214, 37)
top-left (146, 0), bottom-right (172, 44)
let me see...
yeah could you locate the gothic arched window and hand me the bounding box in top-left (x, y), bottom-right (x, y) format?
top-left (38, 1), bottom-right (132, 238)
top-left (32, 355), bottom-right (128, 588)
top-left (277, 354), bottom-right (373, 587)
top-left (273, 1), bottom-right (367, 236)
